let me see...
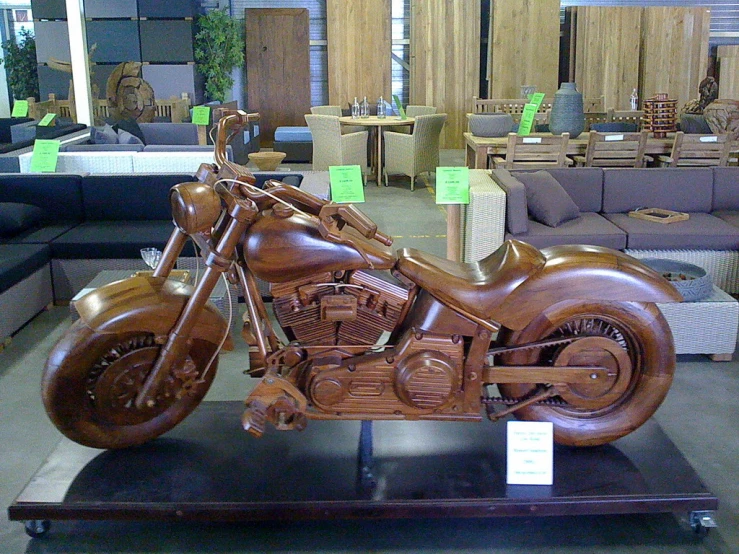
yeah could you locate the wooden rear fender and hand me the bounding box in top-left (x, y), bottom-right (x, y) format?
top-left (493, 244), bottom-right (682, 331)
top-left (74, 275), bottom-right (233, 350)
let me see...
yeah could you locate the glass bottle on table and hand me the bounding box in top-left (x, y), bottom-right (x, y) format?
top-left (630, 88), bottom-right (638, 111)
top-left (377, 96), bottom-right (385, 119)
top-left (352, 97), bottom-right (360, 119)
top-left (360, 96), bottom-right (369, 118)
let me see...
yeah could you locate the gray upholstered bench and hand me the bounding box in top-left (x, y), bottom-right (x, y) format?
top-left (273, 126), bottom-right (313, 163)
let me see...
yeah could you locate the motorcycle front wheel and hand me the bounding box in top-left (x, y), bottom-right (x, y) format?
top-left (42, 319), bottom-right (218, 449)
top-left (497, 301), bottom-right (674, 447)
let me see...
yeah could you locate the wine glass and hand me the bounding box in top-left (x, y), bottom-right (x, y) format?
top-left (140, 248), bottom-right (162, 270)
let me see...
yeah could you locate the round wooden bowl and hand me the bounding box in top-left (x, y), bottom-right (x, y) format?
top-left (248, 151), bottom-right (287, 171)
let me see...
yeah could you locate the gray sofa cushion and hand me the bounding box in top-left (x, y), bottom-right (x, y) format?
top-left (0, 243), bottom-right (50, 294)
top-left (517, 170), bottom-right (580, 227)
top-left (139, 123), bottom-right (199, 145)
top-left (712, 210), bottom-right (739, 229)
top-left (532, 168), bottom-right (604, 212)
top-left (62, 143), bottom-right (145, 152)
top-left (91, 124), bottom-right (118, 144)
top-left (602, 168), bottom-right (713, 213)
top-left (506, 212), bottom-right (627, 250)
top-left (491, 170), bottom-right (527, 234)
top-left (711, 167), bottom-right (739, 211)
top-left (604, 212), bottom-right (739, 250)
top-left (0, 203), bottom-right (45, 238)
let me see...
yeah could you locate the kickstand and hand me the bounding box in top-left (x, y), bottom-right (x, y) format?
top-left (356, 420), bottom-right (377, 495)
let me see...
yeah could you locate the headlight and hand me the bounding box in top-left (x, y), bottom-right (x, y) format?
top-left (169, 183), bottom-right (222, 234)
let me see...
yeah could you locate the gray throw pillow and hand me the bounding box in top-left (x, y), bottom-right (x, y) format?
top-left (0, 202), bottom-right (45, 237)
top-left (117, 129), bottom-right (144, 145)
top-left (517, 170), bottom-right (580, 227)
top-left (90, 124), bottom-right (118, 144)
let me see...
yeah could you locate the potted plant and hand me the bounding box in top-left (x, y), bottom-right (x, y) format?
top-left (0, 28), bottom-right (40, 102)
top-left (194, 9), bottom-right (243, 103)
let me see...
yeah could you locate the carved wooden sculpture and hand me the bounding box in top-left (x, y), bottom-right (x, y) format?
top-left (41, 112), bottom-right (682, 451)
top-left (106, 61), bottom-right (156, 122)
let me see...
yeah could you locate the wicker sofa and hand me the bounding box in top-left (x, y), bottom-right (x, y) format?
top-left (0, 170), bottom-right (330, 342)
top-left (466, 167), bottom-right (739, 293)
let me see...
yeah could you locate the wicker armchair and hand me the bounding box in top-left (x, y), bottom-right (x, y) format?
top-left (389, 105), bottom-right (437, 134)
top-left (310, 105), bottom-right (363, 134)
top-left (383, 113), bottom-right (447, 191)
top-left (304, 114), bottom-right (368, 180)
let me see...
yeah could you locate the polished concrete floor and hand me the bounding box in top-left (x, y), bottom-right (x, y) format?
top-left (1, 153), bottom-right (738, 553)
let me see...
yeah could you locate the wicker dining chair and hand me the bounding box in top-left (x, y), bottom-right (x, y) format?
top-left (310, 105), bottom-right (363, 134)
top-left (389, 105), bottom-right (437, 134)
top-left (304, 114), bottom-right (369, 181)
top-left (383, 113), bottom-right (447, 191)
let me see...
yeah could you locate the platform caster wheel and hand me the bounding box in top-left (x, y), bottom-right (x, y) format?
top-left (25, 519), bottom-right (51, 538)
top-left (689, 511), bottom-right (717, 536)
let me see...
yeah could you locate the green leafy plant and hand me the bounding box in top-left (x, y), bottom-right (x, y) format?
top-left (194, 9), bottom-right (244, 103)
top-left (0, 28), bottom-right (39, 101)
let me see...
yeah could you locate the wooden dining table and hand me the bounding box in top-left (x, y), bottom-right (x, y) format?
top-left (463, 132), bottom-right (680, 169)
top-left (340, 116), bottom-right (415, 184)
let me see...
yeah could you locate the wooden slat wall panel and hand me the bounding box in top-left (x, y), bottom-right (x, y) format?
top-left (326, 0), bottom-right (391, 108)
top-left (410, 0), bottom-right (480, 149)
top-left (718, 45), bottom-right (739, 100)
top-left (574, 7), bottom-right (642, 112)
top-left (639, 7), bottom-right (710, 112)
top-left (488, 0), bottom-right (560, 101)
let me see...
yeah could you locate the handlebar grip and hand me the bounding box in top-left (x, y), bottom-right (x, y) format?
top-left (374, 231), bottom-right (393, 247)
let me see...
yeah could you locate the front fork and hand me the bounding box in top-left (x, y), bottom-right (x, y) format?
top-left (135, 211), bottom-right (251, 410)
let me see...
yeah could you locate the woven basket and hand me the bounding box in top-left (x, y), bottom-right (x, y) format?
top-left (640, 258), bottom-right (713, 302)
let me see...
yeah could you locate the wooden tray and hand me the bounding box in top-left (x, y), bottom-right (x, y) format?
top-left (628, 208), bottom-right (689, 224)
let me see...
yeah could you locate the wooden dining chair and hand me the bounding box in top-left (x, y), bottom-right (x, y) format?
top-left (491, 132), bottom-right (572, 169)
top-left (656, 131), bottom-right (732, 167)
top-left (573, 130), bottom-right (652, 168)
top-left (607, 108), bottom-right (643, 130)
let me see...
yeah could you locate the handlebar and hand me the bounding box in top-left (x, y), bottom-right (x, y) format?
top-left (206, 110), bottom-right (393, 249)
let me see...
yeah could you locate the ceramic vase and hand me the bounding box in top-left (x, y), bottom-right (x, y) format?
top-left (550, 82), bottom-right (584, 139)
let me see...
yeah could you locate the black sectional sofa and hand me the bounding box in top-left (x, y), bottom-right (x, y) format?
top-left (0, 170), bottom-right (326, 341)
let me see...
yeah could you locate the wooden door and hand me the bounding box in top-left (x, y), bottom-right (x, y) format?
top-left (245, 8), bottom-right (310, 146)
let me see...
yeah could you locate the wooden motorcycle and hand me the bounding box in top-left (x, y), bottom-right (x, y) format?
top-left (42, 111), bottom-right (682, 450)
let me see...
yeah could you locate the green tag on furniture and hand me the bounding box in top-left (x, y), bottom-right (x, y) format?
top-left (38, 113), bottom-right (56, 126)
top-left (528, 93), bottom-right (545, 110)
top-left (392, 95), bottom-right (407, 120)
top-left (11, 100), bottom-right (29, 117)
top-left (30, 139), bottom-right (61, 172)
top-left (329, 165), bottom-right (365, 203)
top-left (517, 103), bottom-right (538, 136)
top-left (435, 167), bottom-right (470, 204)
top-left (192, 106), bottom-right (211, 126)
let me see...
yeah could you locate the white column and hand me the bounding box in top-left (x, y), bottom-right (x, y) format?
top-left (65, 0), bottom-right (93, 126)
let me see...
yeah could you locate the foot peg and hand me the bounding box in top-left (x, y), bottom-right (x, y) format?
top-left (242, 373), bottom-right (308, 437)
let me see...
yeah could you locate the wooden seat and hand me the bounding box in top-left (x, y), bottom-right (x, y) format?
top-left (573, 130), bottom-right (652, 168)
top-left (491, 132), bottom-right (572, 169)
top-left (657, 131), bottom-right (732, 167)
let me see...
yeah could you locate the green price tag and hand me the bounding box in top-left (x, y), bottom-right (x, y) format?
top-left (329, 165), bottom-right (365, 203)
top-left (11, 100), bottom-right (29, 117)
top-left (38, 113), bottom-right (56, 127)
top-left (392, 95), bottom-right (407, 120)
top-left (192, 106), bottom-right (211, 126)
top-left (435, 167), bottom-right (470, 205)
top-left (30, 139), bottom-right (61, 173)
top-left (517, 103), bottom-right (538, 136)
top-left (528, 93), bottom-right (546, 110)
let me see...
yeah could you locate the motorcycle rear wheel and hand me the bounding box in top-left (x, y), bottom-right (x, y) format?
top-left (42, 319), bottom-right (218, 449)
top-left (497, 301), bottom-right (674, 447)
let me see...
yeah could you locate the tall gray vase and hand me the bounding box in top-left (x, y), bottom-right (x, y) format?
top-left (550, 82), bottom-right (584, 139)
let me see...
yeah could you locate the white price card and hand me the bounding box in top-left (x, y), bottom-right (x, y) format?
top-left (699, 136), bottom-right (718, 143)
top-left (522, 137), bottom-right (542, 144)
top-left (506, 421), bottom-right (554, 485)
top-left (604, 134), bottom-right (624, 142)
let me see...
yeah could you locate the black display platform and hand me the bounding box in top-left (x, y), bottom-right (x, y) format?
top-left (8, 401), bottom-right (717, 524)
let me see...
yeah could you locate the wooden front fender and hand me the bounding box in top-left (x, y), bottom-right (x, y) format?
top-left (494, 244), bottom-right (683, 331)
top-left (74, 275), bottom-right (233, 350)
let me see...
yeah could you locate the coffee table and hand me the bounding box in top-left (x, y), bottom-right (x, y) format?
top-left (339, 115), bottom-right (414, 184)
